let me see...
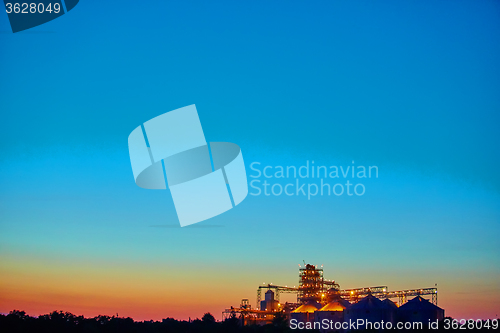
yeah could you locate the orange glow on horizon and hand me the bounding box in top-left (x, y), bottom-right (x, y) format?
top-left (1, 255), bottom-right (499, 321)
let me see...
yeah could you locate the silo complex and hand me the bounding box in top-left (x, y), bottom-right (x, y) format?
top-left (222, 263), bottom-right (444, 329)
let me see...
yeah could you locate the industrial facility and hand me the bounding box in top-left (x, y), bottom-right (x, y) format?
top-left (223, 263), bottom-right (444, 331)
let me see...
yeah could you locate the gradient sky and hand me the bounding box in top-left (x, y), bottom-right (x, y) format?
top-left (1, 0), bottom-right (499, 321)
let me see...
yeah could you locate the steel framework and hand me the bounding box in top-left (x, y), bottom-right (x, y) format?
top-left (298, 264), bottom-right (324, 302)
top-left (256, 284), bottom-right (438, 307)
top-left (383, 288), bottom-right (438, 306)
top-left (255, 264), bottom-right (438, 308)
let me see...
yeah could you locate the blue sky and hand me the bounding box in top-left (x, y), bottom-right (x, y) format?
top-left (0, 0), bottom-right (499, 320)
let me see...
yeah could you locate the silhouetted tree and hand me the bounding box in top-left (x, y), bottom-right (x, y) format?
top-left (202, 312), bottom-right (216, 324)
top-left (8, 310), bottom-right (27, 319)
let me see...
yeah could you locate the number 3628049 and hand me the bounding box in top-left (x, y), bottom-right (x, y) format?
top-left (5, 3), bottom-right (61, 14)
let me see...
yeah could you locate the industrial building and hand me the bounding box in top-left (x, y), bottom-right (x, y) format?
top-left (223, 263), bottom-right (444, 330)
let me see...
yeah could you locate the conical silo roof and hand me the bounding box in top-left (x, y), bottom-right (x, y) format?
top-left (382, 299), bottom-right (398, 309)
top-left (349, 294), bottom-right (385, 310)
top-left (293, 301), bottom-right (322, 313)
top-left (319, 300), bottom-right (346, 312)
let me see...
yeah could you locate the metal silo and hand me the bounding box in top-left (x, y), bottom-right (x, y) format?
top-left (397, 296), bottom-right (444, 324)
top-left (344, 294), bottom-right (396, 327)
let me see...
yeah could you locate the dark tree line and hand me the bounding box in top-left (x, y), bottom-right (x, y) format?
top-left (0, 310), bottom-right (292, 333)
top-left (1, 310), bottom-right (497, 332)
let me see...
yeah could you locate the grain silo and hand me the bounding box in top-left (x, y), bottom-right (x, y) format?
top-left (397, 296), bottom-right (444, 323)
top-left (290, 301), bottom-right (322, 323)
top-left (314, 299), bottom-right (350, 332)
top-left (344, 294), bottom-right (396, 325)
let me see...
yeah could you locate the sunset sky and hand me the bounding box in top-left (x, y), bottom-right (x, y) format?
top-left (1, 0), bottom-right (499, 321)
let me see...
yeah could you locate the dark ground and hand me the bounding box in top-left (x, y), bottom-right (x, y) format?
top-left (0, 310), bottom-right (497, 333)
